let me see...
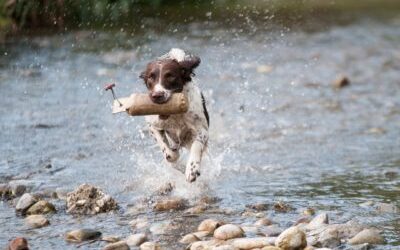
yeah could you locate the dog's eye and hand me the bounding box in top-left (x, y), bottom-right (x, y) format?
top-left (149, 73), bottom-right (156, 79)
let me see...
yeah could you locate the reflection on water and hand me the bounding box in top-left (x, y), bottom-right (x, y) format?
top-left (0, 2), bottom-right (400, 249)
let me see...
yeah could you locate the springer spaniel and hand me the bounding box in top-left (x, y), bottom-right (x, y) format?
top-left (140, 48), bottom-right (209, 183)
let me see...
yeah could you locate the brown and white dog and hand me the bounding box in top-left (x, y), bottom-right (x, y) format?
top-left (140, 48), bottom-right (209, 182)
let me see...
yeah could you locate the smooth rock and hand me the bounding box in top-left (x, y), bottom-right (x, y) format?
top-left (198, 219), bottom-right (223, 233)
top-left (317, 227), bottom-right (341, 248)
top-left (242, 226), bottom-right (260, 235)
top-left (180, 233), bottom-right (200, 244)
top-left (214, 224), bottom-right (244, 240)
top-left (263, 225), bottom-right (284, 237)
top-left (153, 197), bottom-right (186, 211)
top-left (139, 242), bottom-right (160, 250)
top-left (66, 184), bottom-right (117, 215)
top-left (193, 231), bottom-right (210, 239)
top-left (261, 247), bottom-right (282, 250)
top-left (26, 200), bottom-right (56, 215)
top-left (190, 239), bottom-right (225, 250)
top-left (25, 214), bottom-right (49, 228)
top-left (126, 233), bottom-right (147, 247)
top-left (16, 193), bottom-right (38, 213)
top-left (8, 237), bottom-right (29, 250)
top-left (275, 226), bottom-right (307, 250)
top-left (255, 218), bottom-right (274, 227)
top-left (103, 241), bottom-right (130, 250)
top-left (65, 229), bottom-right (102, 243)
top-left (306, 213), bottom-right (329, 231)
top-left (350, 243), bottom-right (370, 250)
top-left (232, 237), bottom-right (271, 249)
top-left (213, 245), bottom-right (239, 250)
top-left (348, 229), bottom-right (384, 245)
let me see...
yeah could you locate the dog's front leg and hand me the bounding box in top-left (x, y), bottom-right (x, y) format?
top-left (149, 125), bottom-right (179, 163)
top-left (185, 129), bottom-right (208, 183)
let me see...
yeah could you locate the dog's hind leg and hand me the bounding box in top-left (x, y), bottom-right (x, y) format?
top-left (148, 125), bottom-right (180, 163)
top-left (185, 128), bottom-right (208, 183)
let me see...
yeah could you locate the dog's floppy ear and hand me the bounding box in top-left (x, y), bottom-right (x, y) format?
top-left (139, 71), bottom-right (146, 80)
top-left (179, 56), bottom-right (201, 82)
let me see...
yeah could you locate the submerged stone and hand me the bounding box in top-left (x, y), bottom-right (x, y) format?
top-left (214, 224), bottom-right (244, 240)
top-left (65, 229), bottom-right (102, 243)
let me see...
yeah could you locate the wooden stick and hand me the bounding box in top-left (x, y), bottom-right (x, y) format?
top-left (112, 93), bottom-right (189, 116)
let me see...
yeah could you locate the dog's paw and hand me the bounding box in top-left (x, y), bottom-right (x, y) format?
top-left (185, 161), bottom-right (201, 183)
top-left (162, 147), bottom-right (179, 163)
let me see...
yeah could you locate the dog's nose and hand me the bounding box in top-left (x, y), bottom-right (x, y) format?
top-left (150, 91), bottom-right (166, 103)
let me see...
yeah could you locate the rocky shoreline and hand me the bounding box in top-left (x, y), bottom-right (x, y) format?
top-left (2, 182), bottom-right (396, 250)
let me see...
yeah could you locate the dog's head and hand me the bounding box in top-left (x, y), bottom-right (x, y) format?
top-left (140, 56), bottom-right (200, 104)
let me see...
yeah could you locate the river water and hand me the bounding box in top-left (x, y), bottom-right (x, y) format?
top-left (0, 2), bottom-right (399, 249)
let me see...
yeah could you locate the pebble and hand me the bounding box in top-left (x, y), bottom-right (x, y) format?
top-left (332, 75), bottom-right (350, 88)
top-left (25, 214), bottom-right (49, 228)
top-left (273, 201), bottom-right (292, 213)
top-left (254, 218), bottom-right (273, 227)
top-left (179, 233), bottom-right (200, 244)
top-left (126, 233), bottom-right (147, 247)
top-left (140, 242), bottom-right (160, 250)
top-left (65, 229), bottom-right (102, 243)
top-left (348, 229), bottom-right (384, 245)
top-left (103, 241), bottom-right (130, 250)
top-left (263, 225), bottom-right (284, 237)
top-left (26, 200), bottom-right (56, 215)
top-left (16, 193), bottom-right (38, 213)
top-left (198, 219), bottom-right (223, 233)
top-left (257, 65), bottom-right (273, 74)
top-left (275, 226), bottom-right (307, 250)
top-left (0, 184), bottom-right (12, 200)
top-left (302, 208), bottom-right (315, 216)
top-left (231, 237), bottom-right (271, 249)
top-left (185, 204), bottom-right (208, 214)
top-left (306, 213), bottom-right (329, 231)
top-left (246, 203), bottom-right (269, 211)
top-left (214, 224), bottom-right (244, 240)
top-left (153, 197), bottom-right (186, 211)
top-left (8, 237), bottom-right (29, 250)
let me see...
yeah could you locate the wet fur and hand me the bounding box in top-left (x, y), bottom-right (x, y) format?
top-left (141, 49), bottom-right (209, 182)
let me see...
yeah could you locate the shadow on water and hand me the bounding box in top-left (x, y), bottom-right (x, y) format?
top-left (0, 0), bottom-right (400, 249)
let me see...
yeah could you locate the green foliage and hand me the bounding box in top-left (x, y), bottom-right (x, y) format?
top-left (0, 0), bottom-right (201, 30)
